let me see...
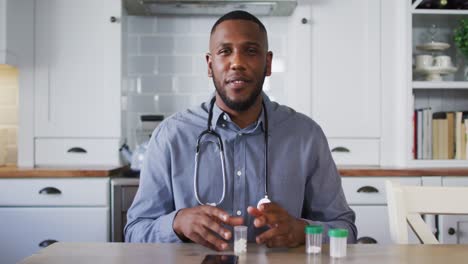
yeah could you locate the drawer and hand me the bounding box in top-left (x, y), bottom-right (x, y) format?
top-left (0, 207), bottom-right (108, 264)
top-left (328, 138), bottom-right (380, 166)
top-left (342, 177), bottom-right (421, 205)
top-left (0, 178), bottom-right (109, 206)
top-left (35, 138), bottom-right (120, 166)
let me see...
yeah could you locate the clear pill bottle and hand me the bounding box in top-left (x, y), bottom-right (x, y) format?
top-left (328, 228), bottom-right (348, 258)
top-left (305, 225), bottom-right (323, 254)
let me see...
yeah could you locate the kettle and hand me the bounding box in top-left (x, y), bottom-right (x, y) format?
top-left (120, 115), bottom-right (164, 172)
top-left (120, 140), bottom-right (149, 172)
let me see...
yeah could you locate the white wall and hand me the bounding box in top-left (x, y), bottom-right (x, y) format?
top-left (125, 15), bottom-right (293, 147)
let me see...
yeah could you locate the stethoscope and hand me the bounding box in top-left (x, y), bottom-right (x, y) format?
top-left (193, 96), bottom-right (271, 208)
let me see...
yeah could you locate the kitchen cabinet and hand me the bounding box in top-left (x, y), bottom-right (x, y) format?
top-left (439, 177), bottom-right (468, 244)
top-left (310, 0), bottom-right (382, 165)
top-left (34, 0), bottom-right (123, 166)
top-left (0, 0), bottom-right (33, 66)
top-left (0, 178), bottom-right (110, 264)
top-left (342, 177), bottom-right (421, 244)
top-left (407, 2), bottom-right (468, 167)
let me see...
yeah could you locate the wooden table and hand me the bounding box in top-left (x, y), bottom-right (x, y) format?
top-left (18, 242), bottom-right (468, 264)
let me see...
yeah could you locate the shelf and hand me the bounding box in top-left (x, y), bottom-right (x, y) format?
top-left (408, 159), bottom-right (468, 168)
top-left (411, 10), bottom-right (468, 15)
top-left (413, 81), bottom-right (468, 89)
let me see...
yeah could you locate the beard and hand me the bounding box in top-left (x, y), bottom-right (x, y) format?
top-left (211, 67), bottom-right (267, 112)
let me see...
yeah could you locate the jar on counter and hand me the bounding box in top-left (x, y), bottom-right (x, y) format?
top-left (305, 225), bottom-right (323, 254)
top-left (328, 228), bottom-right (348, 258)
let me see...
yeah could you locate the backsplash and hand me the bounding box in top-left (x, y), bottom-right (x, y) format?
top-left (125, 15), bottom-right (289, 147)
top-left (0, 65), bottom-right (18, 165)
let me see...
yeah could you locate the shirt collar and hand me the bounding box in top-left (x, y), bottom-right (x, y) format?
top-left (207, 92), bottom-right (271, 132)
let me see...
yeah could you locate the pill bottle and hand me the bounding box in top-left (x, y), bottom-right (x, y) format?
top-left (328, 228), bottom-right (348, 258)
top-left (305, 225), bottom-right (323, 254)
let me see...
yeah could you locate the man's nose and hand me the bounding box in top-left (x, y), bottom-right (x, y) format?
top-left (230, 52), bottom-right (246, 71)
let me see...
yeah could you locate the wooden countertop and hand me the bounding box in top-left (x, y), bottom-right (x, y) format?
top-left (0, 165), bottom-right (124, 178)
top-left (338, 166), bottom-right (468, 176)
top-left (1, 165), bottom-right (468, 178)
top-left (18, 242), bottom-right (468, 264)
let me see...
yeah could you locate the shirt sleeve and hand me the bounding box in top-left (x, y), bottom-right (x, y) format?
top-left (301, 125), bottom-right (358, 243)
top-left (124, 121), bottom-right (183, 243)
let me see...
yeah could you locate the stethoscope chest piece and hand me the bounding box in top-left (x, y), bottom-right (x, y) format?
top-left (257, 196), bottom-right (271, 209)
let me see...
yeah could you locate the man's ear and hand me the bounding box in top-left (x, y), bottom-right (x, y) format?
top-left (206, 53), bottom-right (213, 77)
top-left (265, 51), bottom-right (273, 77)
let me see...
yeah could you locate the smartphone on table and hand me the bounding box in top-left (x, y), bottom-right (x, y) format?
top-left (200, 254), bottom-right (238, 264)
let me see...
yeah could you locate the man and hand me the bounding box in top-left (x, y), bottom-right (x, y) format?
top-left (125, 10), bottom-right (356, 251)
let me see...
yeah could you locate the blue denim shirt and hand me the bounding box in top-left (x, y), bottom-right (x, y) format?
top-left (125, 93), bottom-right (357, 243)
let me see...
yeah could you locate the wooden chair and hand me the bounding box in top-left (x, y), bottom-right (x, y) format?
top-left (385, 180), bottom-right (468, 244)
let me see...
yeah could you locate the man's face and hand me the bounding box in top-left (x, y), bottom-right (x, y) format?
top-left (206, 19), bottom-right (272, 112)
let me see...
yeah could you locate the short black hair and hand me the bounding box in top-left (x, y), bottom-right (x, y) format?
top-left (210, 10), bottom-right (267, 36)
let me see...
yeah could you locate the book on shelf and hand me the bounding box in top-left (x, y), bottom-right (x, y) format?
top-left (415, 108), bottom-right (432, 159)
top-left (416, 110), bottom-right (468, 160)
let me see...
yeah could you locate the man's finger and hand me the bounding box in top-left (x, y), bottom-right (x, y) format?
top-left (253, 215), bottom-right (268, 228)
top-left (247, 206), bottom-right (263, 217)
top-left (256, 223), bottom-right (289, 244)
top-left (266, 235), bottom-right (288, 248)
top-left (202, 205), bottom-right (230, 222)
top-left (193, 225), bottom-right (228, 251)
top-left (259, 202), bottom-right (282, 214)
top-left (202, 216), bottom-right (232, 240)
top-left (224, 216), bottom-right (244, 226)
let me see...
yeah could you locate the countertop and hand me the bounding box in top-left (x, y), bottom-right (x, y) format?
top-left (1, 165), bottom-right (468, 178)
top-left (18, 242), bottom-right (468, 264)
top-left (0, 165), bottom-right (124, 178)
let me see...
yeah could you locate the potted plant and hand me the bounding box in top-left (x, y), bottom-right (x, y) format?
top-left (454, 18), bottom-right (468, 79)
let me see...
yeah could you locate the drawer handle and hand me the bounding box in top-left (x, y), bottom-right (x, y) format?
top-left (39, 187), bottom-right (62, 195)
top-left (331, 146), bottom-right (350, 153)
top-left (357, 186), bottom-right (379, 193)
top-left (67, 147), bottom-right (87, 153)
top-left (39, 239), bottom-right (58, 248)
top-left (357, 236), bottom-right (378, 244)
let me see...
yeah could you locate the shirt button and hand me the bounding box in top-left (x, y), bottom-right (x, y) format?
top-left (236, 170), bottom-right (242, 176)
top-left (236, 210), bottom-right (242, 216)
top-left (221, 123), bottom-right (226, 127)
top-left (238, 133), bottom-right (242, 137)
top-left (223, 114), bottom-right (227, 120)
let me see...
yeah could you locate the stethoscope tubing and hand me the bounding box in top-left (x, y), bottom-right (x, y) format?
top-left (193, 96), bottom-right (269, 206)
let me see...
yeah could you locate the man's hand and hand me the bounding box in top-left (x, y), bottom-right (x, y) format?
top-left (173, 206), bottom-right (243, 251)
top-left (247, 203), bottom-right (308, 248)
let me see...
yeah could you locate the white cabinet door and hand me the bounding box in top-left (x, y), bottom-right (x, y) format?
top-left (0, 207), bottom-right (109, 264)
top-left (439, 177), bottom-right (468, 244)
top-left (34, 0), bottom-right (121, 138)
top-left (311, 0), bottom-right (381, 138)
top-left (352, 205), bottom-right (392, 245)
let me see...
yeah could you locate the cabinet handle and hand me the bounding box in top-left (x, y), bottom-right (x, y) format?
top-left (448, 227), bottom-right (456, 235)
top-left (39, 239), bottom-right (58, 248)
top-left (110, 16), bottom-right (117, 23)
top-left (38, 187), bottom-right (62, 195)
top-left (331, 146), bottom-right (350, 153)
top-left (67, 147), bottom-right (87, 153)
top-left (357, 186), bottom-right (379, 193)
top-left (357, 236), bottom-right (378, 244)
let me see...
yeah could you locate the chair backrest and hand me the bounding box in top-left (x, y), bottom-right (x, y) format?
top-left (385, 180), bottom-right (468, 244)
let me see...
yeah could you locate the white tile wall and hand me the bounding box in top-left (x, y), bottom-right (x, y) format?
top-left (0, 65), bottom-right (18, 165)
top-left (125, 15), bottom-right (289, 147)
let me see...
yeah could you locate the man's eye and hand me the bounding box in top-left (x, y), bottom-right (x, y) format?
top-left (247, 48), bottom-right (258, 54)
top-left (219, 49), bottom-right (231, 55)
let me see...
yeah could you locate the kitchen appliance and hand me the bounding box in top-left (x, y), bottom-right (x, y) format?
top-left (123, 0), bottom-right (297, 16)
top-left (120, 115), bottom-right (164, 172)
top-left (111, 177), bottom-right (139, 242)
